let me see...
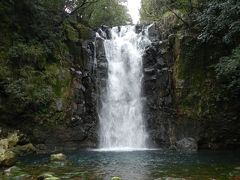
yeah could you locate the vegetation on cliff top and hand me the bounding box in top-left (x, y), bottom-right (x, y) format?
top-left (0, 0), bottom-right (130, 124)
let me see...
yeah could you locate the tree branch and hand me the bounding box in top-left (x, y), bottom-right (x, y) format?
top-left (69, 0), bottom-right (98, 16)
top-left (165, 5), bottom-right (189, 27)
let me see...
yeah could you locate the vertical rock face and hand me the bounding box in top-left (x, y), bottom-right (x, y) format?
top-left (95, 30), bottom-right (109, 112)
top-left (142, 24), bottom-right (176, 148)
top-left (69, 26), bottom-right (112, 149)
top-left (68, 39), bottom-right (98, 148)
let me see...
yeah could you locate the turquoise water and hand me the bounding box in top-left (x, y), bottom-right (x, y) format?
top-left (11, 150), bottom-right (240, 179)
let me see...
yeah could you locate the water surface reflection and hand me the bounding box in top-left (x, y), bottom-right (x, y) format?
top-left (20, 150), bottom-right (240, 179)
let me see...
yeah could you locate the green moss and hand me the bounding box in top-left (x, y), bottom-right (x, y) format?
top-left (45, 63), bottom-right (71, 98)
top-left (78, 24), bottom-right (92, 40)
top-left (0, 2), bottom-right (93, 127)
top-left (64, 23), bottom-right (79, 42)
top-left (64, 21), bottom-right (91, 42)
top-left (174, 33), bottom-right (219, 118)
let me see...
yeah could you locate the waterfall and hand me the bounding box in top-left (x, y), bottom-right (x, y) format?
top-left (98, 25), bottom-right (151, 150)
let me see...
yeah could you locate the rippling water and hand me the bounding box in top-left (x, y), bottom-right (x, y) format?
top-left (18, 150), bottom-right (240, 179)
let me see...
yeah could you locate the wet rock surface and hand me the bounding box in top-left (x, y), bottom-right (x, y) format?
top-left (142, 26), bottom-right (176, 148)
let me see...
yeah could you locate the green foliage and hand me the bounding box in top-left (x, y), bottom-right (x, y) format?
top-left (0, 63), bottom-right (72, 121)
top-left (8, 42), bottom-right (47, 69)
top-left (1, 0), bottom-right (130, 124)
top-left (140, 0), bottom-right (206, 22)
top-left (172, 0), bottom-right (240, 120)
top-left (140, 0), bottom-right (168, 22)
top-left (45, 64), bottom-right (71, 97)
top-left (0, 0), bottom-right (73, 123)
top-left (196, 0), bottom-right (240, 47)
top-left (215, 46), bottom-right (240, 93)
top-left (2, 71), bottom-right (53, 118)
top-left (5, 75), bottom-right (54, 109)
top-left (88, 0), bottom-right (131, 27)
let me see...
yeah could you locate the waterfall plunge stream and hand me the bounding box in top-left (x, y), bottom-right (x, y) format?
top-left (98, 25), bottom-right (151, 150)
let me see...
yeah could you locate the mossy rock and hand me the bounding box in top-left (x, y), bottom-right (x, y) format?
top-left (7, 132), bottom-right (19, 148)
top-left (0, 150), bottom-right (16, 167)
top-left (12, 143), bottom-right (36, 156)
top-left (3, 166), bottom-right (31, 179)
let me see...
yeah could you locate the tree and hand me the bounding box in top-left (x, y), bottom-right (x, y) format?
top-left (140, 0), bottom-right (207, 24)
top-left (88, 0), bottom-right (131, 27)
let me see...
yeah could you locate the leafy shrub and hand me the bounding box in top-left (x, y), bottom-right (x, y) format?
top-left (196, 0), bottom-right (240, 47)
top-left (5, 67), bottom-right (54, 109)
top-left (8, 42), bottom-right (47, 69)
top-left (215, 46), bottom-right (240, 93)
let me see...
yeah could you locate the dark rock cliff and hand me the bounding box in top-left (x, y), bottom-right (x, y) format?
top-left (142, 24), bottom-right (176, 148)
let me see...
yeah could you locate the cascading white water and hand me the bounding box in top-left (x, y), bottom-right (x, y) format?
top-left (98, 25), bottom-right (151, 150)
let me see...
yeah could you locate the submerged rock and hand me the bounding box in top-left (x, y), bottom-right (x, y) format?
top-left (111, 177), bottom-right (122, 180)
top-left (176, 138), bottom-right (197, 152)
top-left (37, 172), bottom-right (60, 180)
top-left (235, 167), bottom-right (240, 170)
top-left (49, 153), bottom-right (73, 167)
top-left (50, 153), bottom-right (66, 161)
top-left (3, 166), bottom-right (31, 179)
